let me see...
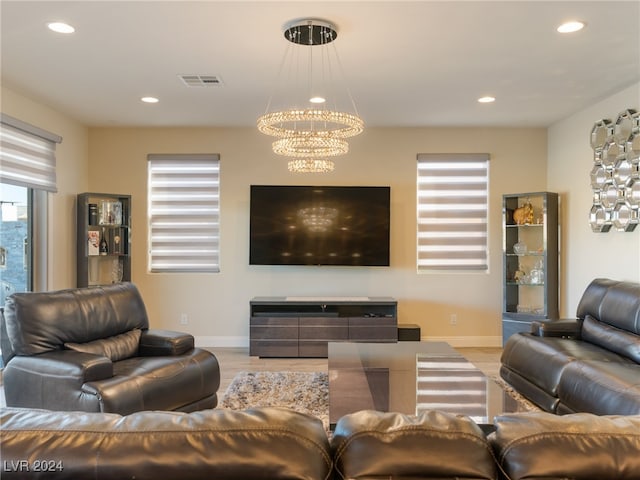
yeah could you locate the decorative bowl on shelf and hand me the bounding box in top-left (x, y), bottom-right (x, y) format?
top-left (513, 242), bottom-right (527, 255)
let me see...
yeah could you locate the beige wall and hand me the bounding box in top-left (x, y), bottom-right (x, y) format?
top-left (548, 82), bottom-right (640, 316)
top-left (1, 86), bottom-right (89, 290)
top-left (11, 81), bottom-right (638, 347)
top-left (88, 126), bottom-right (547, 346)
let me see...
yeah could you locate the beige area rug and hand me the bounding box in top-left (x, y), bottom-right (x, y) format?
top-left (218, 371), bottom-right (330, 430)
top-left (490, 375), bottom-right (541, 412)
top-left (218, 371), bottom-right (540, 432)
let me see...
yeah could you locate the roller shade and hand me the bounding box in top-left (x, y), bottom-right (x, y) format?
top-left (417, 153), bottom-right (489, 272)
top-left (148, 154), bottom-right (220, 273)
top-left (0, 114), bottom-right (62, 192)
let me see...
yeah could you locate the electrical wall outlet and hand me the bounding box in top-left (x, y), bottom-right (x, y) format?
top-left (180, 313), bottom-right (188, 325)
top-left (450, 314), bottom-right (458, 326)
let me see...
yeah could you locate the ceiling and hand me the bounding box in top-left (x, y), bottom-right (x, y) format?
top-left (1, 1), bottom-right (639, 128)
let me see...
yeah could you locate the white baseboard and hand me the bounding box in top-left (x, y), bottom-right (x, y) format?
top-left (423, 336), bottom-right (502, 348)
top-left (195, 335), bottom-right (502, 349)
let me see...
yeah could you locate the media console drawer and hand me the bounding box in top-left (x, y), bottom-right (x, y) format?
top-left (250, 297), bottom-right (398, 358)
top-left (348, 317), bottom-right (397, 341)
top-left (249, 317), bottom-right (299, 357)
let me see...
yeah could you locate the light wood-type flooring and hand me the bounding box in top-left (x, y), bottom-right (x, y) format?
top-left (0, 346), bottom-right (503, 407)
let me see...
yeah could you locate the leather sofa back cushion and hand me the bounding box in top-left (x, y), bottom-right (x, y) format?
top-left (581, 315), bottom-right (640, 363)
top-left (491, 412), bottom-right (640, 480)
top-left (3, 283), bottom-right (149, 356)
top-left (577, 278), bottom-right (640, 334)
top-left (1, 407), bottom-right (331, 480)
top-left (332, 410), bottom-right (496, 480)
top-left (65, 328), bottom-right (141, 362)
top-left (576, 278), bottom-right (618, 320)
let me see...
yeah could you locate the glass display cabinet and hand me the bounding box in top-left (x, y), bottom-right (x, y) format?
top-left (502, 192), bottom-right (559, 344)
top-left (77, 192), bottom-right (131, 287)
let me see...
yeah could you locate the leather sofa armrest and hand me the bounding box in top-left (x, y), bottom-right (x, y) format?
top-left (6, 350), bottom-right (113, 382)
top-left (530, 318), bottom-right (581, 338)
top-left (139, 329), bottom-right (194, 356)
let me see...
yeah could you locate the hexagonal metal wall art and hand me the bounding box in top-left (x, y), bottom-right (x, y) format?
top-left (589, 204), bottom-right (612, 232)
top-left (614, 109), bottom-right (637, 143)
top-left (602, 136), bottom-right (623, 167)
top-left (612, 203), bottom-right (638, 232)
top-left (627, 131), bottom-right (640, 163)
top-left (590, 119), bottom-right (614, 151)
top-left (613, 157), bottom-right (633, 188)
top-left (632, 110), bottom-right (640, 133)
top-left (589, 110), bottom-right (639, 233)
top-left (627, 179), bottom-right (640, 209)
top-left (593, 149), bottom-right (603, 164)
top-left (601, 184), bottom-right (620, 209)
top-left (590, 164), bottom-right (609, 189)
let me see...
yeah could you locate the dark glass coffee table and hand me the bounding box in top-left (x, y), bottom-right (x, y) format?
top-left (328, 341), bottom-right (525, 430)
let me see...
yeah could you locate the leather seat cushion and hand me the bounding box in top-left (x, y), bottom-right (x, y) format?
top-left (581, 315), bottom-right (640, 363)
top-left (557, 360), bottom-right (640, 415)
top-left (83, 348), bottom-right (220, 414)
top-left (501, 333), bottom-right (628, 395)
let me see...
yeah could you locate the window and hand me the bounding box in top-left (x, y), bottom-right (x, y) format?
top-left (147, 154), bottom-right (220, 273)
top-left (0, 114), bottom-right (61, 295)
top-left (0, 185), bottom-right (30, 304)
top-left (0, 114), bottom-right (59, 192)
top-left (417, 153), bottom-right (489, 272)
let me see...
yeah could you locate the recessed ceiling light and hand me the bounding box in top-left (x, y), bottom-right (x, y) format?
top-left (47, 22), bottom-right (75, 34)
top-left (557, 21), bottom-right (585, 33)
top-left (309, 96), bottom-right (326, 104)
top-left (141, 97), bottom-right (159, 103)
top-left (478, 96), bottom-right (496, 104)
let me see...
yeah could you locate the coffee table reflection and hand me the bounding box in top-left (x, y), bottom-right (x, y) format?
top-left (328, 341), bottom-right (522, 428)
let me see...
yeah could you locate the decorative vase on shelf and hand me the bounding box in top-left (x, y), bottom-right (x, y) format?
top-left (513, 242), bottom-right (527, 255)
top-left (529, 260), bottom-right (544, 284)
top-left (111, 258), bottom-right (123, 284)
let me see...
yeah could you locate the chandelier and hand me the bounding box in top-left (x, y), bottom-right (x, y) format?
top-left (257, 18), bottom-right (364, 173)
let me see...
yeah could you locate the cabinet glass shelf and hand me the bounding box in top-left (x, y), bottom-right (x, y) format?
top-left (502, 192), bottom-right (559, 345)
top-left (77, 193), bottom-right (131, 288)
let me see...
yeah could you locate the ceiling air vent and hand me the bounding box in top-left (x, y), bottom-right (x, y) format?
top-left (179, 74), bottom-right (223, 87)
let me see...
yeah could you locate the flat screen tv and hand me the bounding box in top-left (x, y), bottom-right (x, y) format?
top-left (250, 185), bottom-right (390, 266)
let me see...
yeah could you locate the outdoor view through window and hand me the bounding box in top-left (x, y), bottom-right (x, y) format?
top-left (0, 183), bottom-right (30, 305)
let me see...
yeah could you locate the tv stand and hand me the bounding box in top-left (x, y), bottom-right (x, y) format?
top-left (250, 296), bottom-right (398, 358)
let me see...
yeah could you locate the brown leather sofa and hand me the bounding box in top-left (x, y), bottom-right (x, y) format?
top-left (2, 407), bottom-right (639, 480)
top-left (500, 278), bottom-right (640, 415)
top-left (1, 283), bottom-right (220, 414)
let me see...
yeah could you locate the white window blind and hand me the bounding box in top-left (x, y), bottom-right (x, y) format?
top-left (148, 154), bottom-right (220, 273)
top-left (0, 114), bottom-right (62, 192)
top-left (417, 153), bottom-right (489, 272)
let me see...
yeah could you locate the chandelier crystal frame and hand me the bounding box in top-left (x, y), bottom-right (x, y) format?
top-left (257, 18), bottom-right (363, 173)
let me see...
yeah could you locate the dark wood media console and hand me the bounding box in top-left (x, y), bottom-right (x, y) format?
top-left (250, 296), bottom-right (398, 358)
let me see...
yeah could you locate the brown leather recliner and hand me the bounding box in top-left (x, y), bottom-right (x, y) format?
top-left (500, 278), bottom-right (640, 415)
top-left (1, 282), bottom-right (220, 414)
